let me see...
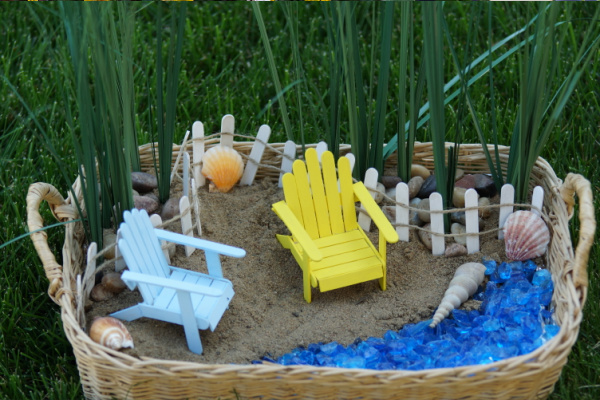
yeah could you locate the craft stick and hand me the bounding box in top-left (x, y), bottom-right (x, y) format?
top-left (192, 121), bottom-right (205, 187)
top-left (179, 196), bottom-right (195, 257)
top-left (358, 168), bottom-right (379, 232)
top-left (316, 141), bottom-right (328, 161)
top-left (240, 124), bottom-right (271, 186)
top-left (114, 228), bottom-right (126, 272)
top-left (396, 182), bottom-right (409, 242)
top-left (429, 192), bottom-right (445, 256)
top-left (183, 152), bottom-right (190, 198)
top-left (150, 213), bottom-right (170, 264)
top-left (191, 178), bottom-right (202, 237)
top-left (531, 186), bottom-right (544, 216)
top-left (170, 129), bottom-right (190, 183)
top-left (279, 140), bottom-right (297, 188)
top-left (220, 114), bottom-right (235, 148)
top-left (465, 189), bottom-right (479, 254)
top-left (498, 184), bottom-right (515, 239)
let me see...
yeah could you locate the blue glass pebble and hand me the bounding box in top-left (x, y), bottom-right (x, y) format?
top-left (266, 258), bottom-right (556, 371)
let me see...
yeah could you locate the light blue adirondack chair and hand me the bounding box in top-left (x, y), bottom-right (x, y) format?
top-left (111, 209), bottom-right (246, 354)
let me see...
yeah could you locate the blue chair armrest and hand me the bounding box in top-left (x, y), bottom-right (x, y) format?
top-left (153, 228), bottom-right (246, 258)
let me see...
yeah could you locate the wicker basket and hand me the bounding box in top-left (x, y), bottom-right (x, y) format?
top-left (26, 141), bottom-right (596, 400)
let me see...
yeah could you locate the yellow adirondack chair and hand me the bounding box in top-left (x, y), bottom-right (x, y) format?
top-left (272, 148), bottom-right (399, 303)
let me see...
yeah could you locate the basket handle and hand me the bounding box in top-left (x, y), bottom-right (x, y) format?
top-left (559, 173), bottom-right (596, 295)
top-left (26, 182), bottom-right (79, 304)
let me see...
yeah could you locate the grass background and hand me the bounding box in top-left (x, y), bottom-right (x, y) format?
top-left (1, 2), bottom-right (598, 399)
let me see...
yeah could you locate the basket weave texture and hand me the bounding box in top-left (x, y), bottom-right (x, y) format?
top-left (26, 141), bottom-right (596, 400)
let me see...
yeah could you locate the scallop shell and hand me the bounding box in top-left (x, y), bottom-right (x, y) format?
top-left (430, 262), bottom-right (486, 328)
top-left (503, 210), bottom-right (550, 261)
top-left (201, 145), bottom-right (244, 193)
top-left (89, 317), bottom-right (134, 350)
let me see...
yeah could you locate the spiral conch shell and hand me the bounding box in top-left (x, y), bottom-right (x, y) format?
top-left (89, 317), bottom-right (134, 350)
top-left (504, 210), bottom-right (550, 261)
top-left (430, 262), bottom-right (486, 328)
top-left (201, 145), bottom-right (244, 193)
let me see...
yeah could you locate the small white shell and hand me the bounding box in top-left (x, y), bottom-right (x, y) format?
top-left (504, 210), bottom-right (550, 261)
top-left (201, 145), bottom-right (244, 193)
top-left (89, 317), bottom-right (134, 350)
top-left (430, 262), bottom-right (486, 328)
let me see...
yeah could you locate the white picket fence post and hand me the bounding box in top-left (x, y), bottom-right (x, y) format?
top-left (240, 124), bottom-right (271, 186)
top-left (464, 188), bottom-right (479, 254)
top-left (395, 182), bottom-right (409, 242)
top-left (344, 153), bottom-right (356, 173)
top-left (190, 178), bottom-right (202, 237)
top-left (429, 192), bottom-right (445, 256)
top-left (179, 196), bottom-right (194, 257)
top-left (171, 129), bottom-right (190, 184)
top-left (358, 168), bottom-right (379, 232)
top-left (115, 228), bottom-right (126, 272)
top-left (498, 184), bottom-right (515, 240)
top-left (84, 243), bottom-right (98, 301)
top-left (220, 114), bottom-right (235, 148)
top-left (279, 140), bottom-right (296, 187)
top-left (183, 152), bottom-right (190, 198)
top-left (316, 141), bottom-right (328, 161)
top-left (531, 186), bottom-right (544, 216)
top-left (192, 121), bottom-right (205, 187)
top-left (150, 213), bottom-right (171, 264)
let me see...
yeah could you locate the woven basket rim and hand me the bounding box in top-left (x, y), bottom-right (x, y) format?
top-left (26, 139), bottom-right (595, 399)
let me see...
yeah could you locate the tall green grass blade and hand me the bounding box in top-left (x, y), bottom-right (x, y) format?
top-left (382, 9), bottom-right (554, 162)
top-left (422, 2), bottom-right (451, 231)
top-left (396, 1), bottom-right (411, 182)
top-left (324, 4), bottom-right (342, 158)
top-left (156, 2), bottom-right (187, 203)
top-left (252, 3), bottom-right (294, 143)
top-left (507, 3), bottom-right (600, 202)
top-left (370, 2), bottom-right (394, 174)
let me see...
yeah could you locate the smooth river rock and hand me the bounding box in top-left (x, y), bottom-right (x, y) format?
top-left (131, 171), bottom-right (158, 193)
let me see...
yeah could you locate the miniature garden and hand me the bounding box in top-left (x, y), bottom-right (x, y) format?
top-left (2, 2), bottom-right (599, 400)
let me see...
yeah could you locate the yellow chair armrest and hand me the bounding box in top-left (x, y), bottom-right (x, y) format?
top-left (272, 201), bottom-right (324, 261)
top-left (353, 183), bottom-right (399, 244)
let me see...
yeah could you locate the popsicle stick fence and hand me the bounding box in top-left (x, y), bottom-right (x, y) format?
top-left (107, 113), bottom-right (550, 281)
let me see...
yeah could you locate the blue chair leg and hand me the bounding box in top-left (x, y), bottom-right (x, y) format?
top-left (177, 291), bottom-right (203, 354)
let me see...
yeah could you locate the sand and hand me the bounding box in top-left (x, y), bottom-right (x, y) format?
top-left (87, 178), bottom-right (505, 365)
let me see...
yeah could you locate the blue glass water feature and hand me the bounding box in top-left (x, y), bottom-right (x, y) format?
top-left (261, 259), bottom-right (558, 370)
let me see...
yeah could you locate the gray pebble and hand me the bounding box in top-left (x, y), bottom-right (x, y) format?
top-left (131, 171), bottom-right (158, 193)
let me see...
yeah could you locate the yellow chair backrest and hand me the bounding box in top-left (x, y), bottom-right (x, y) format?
top-left (281, 148), bottom-right (356, 241)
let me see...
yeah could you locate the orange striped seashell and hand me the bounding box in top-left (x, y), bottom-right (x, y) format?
top-left (89, 317), bottom-right (134, 350)
top-left (503, 210), bottom-right (550, 261)
top-left (201, 145), bottom-right (244, 193)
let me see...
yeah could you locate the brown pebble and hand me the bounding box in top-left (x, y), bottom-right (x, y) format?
top-left (101, 272), bottom-right (127, 294)
top-left (381, 176), bottom-right (402, 189)
top-left (416, 198), bottom-right (431, 223)
top-left (418, 223), bottom-right (433, 250)
top-left (478, 197), bottom-right (491, 219)
top-left (134, 195), bottom-right (159, 214)
top-left (161, 196), bottom-right (181, 220)
top-left (102, 231), bottom-right (117, 260)
top-left (451, 223), bottom-right (467, 245)
top-left (131, 171), bottom-right (158, 193)
top-left (90, 284), bottom-right (114, 302)
top-left (445, 243), bottom-right (468, 258)
top-left (411, 164), bottom-right (431, 180)
top-left (407, 176), bottom-right (424, 199)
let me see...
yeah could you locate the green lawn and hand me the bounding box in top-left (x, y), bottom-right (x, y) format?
top-left (1, 2), bottom-right (598, 399)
